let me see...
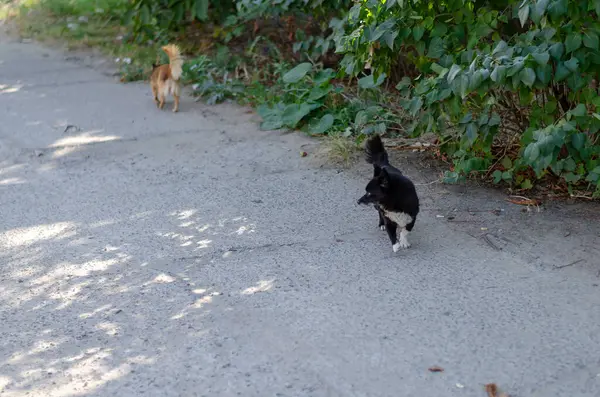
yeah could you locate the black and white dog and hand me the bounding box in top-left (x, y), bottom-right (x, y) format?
top-left (357, 134), bottom-right (420, 252)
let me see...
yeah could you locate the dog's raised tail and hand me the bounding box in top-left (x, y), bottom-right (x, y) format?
top-left (365, 134), bottom-right (389, 166)
top-left (162, 44), bottom-right (183, 81)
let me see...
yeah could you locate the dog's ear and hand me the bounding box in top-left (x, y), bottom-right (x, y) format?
top-left (379, 168), bottom-right (390, 189)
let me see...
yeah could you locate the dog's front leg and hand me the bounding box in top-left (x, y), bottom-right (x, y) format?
top-left (383, 219), bottom-right (400, 252)
top-left (399, 218), bottom-right (415, 249)
top-left (375, 204), bottom-right (385, 231)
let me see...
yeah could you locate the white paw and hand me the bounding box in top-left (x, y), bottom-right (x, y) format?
top-left (380, 225), bottom-right (386, 231)
top-left (398, 229), bottom-right (411, 249)
top-left (393, 239), bottom-right (411, 252)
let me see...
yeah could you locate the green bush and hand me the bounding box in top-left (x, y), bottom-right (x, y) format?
top-left (125, 0), bottom-right (236, 41)
top-left (332, 0), bottom-right (600, 195)
top-left (26, 0), bottom-right (600, 196)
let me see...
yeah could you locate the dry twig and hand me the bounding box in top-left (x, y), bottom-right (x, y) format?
top-left (428, 366), bottom-right (444, 372)
top-left (554, 258), bottom-right (585, 270)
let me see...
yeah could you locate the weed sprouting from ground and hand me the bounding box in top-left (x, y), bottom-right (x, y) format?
top-left (317, 133), bottom-right (360, 168)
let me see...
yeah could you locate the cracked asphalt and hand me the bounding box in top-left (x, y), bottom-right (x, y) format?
top-left (2, 30), bottom-right (600, 397)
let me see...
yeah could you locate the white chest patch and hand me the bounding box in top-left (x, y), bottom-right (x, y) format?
top-left (383, 211), bottom-right (413, 228)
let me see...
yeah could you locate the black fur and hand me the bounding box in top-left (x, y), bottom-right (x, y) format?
top-left (357, 134), bottom-right (420, 251)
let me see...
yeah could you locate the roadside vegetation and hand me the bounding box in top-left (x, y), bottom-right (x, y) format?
top-left (3, 0), bottom-right (600, 199)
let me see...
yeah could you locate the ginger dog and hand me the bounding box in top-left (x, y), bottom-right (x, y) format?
top-left (150, 44), bottom-right (183, 112)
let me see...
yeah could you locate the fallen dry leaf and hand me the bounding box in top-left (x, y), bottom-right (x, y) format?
top-left (485, 384), bottom-right (498, 397)
top-left (485, 383), bottom-right (509, 397)
top-left (428, 366), bottom-right (444, 372)
top-left (506, 197), bottom-right (540, 206)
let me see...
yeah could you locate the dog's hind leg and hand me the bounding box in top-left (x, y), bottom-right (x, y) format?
top-left (173, 94), bottom-right (179, 112)
top-left (158, 93), bottom-right (165, 110)
top-left (151, 84), bottom-right (159, 107)
top-left (172, 84), bottom-right (180, 113)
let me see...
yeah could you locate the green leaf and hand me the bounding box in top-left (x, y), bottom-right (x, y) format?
top-left (555, 62), bottom-right (570, 81)
top-left (432, 23), bottom-right (448, 37)
top-left (458, 75), bottom-right (469, 98)
top-left (195, 0), bottom-right (209, 20)
top-left (395, 77), bottom-right (411, 91)
top-left (460, 113), bottom-right (473, 124)
top-left (358, 73), bottom-right (386, 89)
top-left (309, 114), bottom-right (334, 134)
top-left (507, 60), bottom-right (524, 77)
top-left (532, 52), bottom-right (550, 65)
top-left (492, 170), bottom-right (503, 183)
top-left (567, 73), bottom-right (585, 91)
top-left (307, 86), bottom-right (332, 101)
top-left (548, 0), bottom-right (567, 18)
top-left (413, 26), bottom-right (425, 41)
top-left (524, 144), bottom-right (540, 162)
top-left (565, 33), bottom-right (582, 53)
top-left (281, 103), bottom-right (313, 127)
top-left (408, 97), bottom-right (423, 116)
top-left (375, 123), bottom-right (387, 134)
top-left (489, 112), bottom-right (502, 126)
top-left (371, 19), bottom-right (395, 42)
top-left (260, 119), bottom-right (284, 130)
top-left (257, 103), bottom-right (285, 130)
top-left (564, 57), bottom-right (579, 72)
top-left (521, 179), bottom-right (533, 189)
top-left (174, 3), bottom-right (185, 22)
top-left (478, 113), bottom-right (490, 126)
top-left (583, 31), bottom-right (600, 50)
top-left (355, 110), bottom-right (369, 126)
top-left (140, 4), bottom-right (150, 24)
top-left (545, 100), bottom-right (558, 113)
top-left (570, 104), bottom-right (587, 117)
top-left (447, 64), bottom-right (462, 83)
top-left (536, 64), bottom-right (552, 84)
top-left (492, 41), bottom-right (508, 55)
top-left (283, 63), bottom-right (312, 84)
top-left (532, 0), bottom-right (550, 23)
top-left (427, 37), bottom-right (444, 58)
top-left (383, 30), bottom-right (399, 50)
top-left (444, 171), bottom-right (461, 184)
top-left (502, 171), bottom-right (512, 181)
top-left (469, 70), bottom-right (484, 90)
top-left (563, 172), bottom-right (581, 183)
top-left (549, 42), bottom-right (564, 60)
top-left (466, 123), bottom-right (478, 142)
top-left (518, 4), bottom-right (530, 27)
top-left (501, 156), bottom-right (513, 169)
top-left (564, 157), bottom-right (577, 172)
top-left (520, 67), bottom-right (536, 87)
top-left (430, 63), bottom-right (446, 74)
top-left (490, 65), bottom-right (506, 83)
top-left (313, 69), bottom-right (335, 85)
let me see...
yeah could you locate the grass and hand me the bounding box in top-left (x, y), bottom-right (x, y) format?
top-left (316, 133), bottom-right (360, 168)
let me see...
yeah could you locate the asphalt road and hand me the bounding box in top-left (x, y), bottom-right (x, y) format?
top-left (2, 31), bottom-right (600, 397)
